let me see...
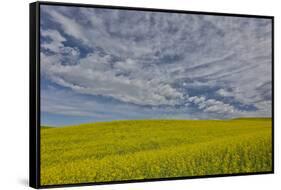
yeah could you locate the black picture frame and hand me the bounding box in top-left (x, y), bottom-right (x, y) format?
top-left (30, 1), bottom-right (274, 189)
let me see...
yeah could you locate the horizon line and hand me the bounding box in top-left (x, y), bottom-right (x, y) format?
top-left (41, 116), bottom-right (272, 128)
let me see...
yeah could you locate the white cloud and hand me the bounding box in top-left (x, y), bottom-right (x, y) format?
top-left (188, 96), bottom-right (235, 114)
top-left (41, 29), bottom-right (66, 52)
top-left (45, 8), bottom-right (88, 44)
top-left (41, 87), bottom-right (193, 122)
top-left (41, 29), bottom-right (80, 66)
top-left (41, 51), bottom-right (184, 106)
top-left (216, 88), bottom-right (234, 97)
top-left (40, 5), bottom-right (272, 118)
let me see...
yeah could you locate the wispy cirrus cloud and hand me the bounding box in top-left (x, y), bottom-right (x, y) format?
top-left (40, 5), bottom-right (272, 125)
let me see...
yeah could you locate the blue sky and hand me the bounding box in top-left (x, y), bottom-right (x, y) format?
top-left (40, 5), bottom-right (272, 126)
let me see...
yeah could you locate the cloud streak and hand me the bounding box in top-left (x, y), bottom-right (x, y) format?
top-left (40, 5), bottom-right (272, 125)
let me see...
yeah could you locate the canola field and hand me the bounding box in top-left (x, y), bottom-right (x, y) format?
top-left (40, 118), bottom-right (272, 185)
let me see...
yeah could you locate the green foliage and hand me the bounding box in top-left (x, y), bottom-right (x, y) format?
top-left (41, 118), bottom-right (272, 185)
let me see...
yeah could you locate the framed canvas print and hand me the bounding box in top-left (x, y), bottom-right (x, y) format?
top-left (29, 1), bottom-right (274, 188)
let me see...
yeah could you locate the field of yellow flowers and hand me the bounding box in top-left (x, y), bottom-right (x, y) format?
top-left (40, 118), bottom-right (272, 185)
